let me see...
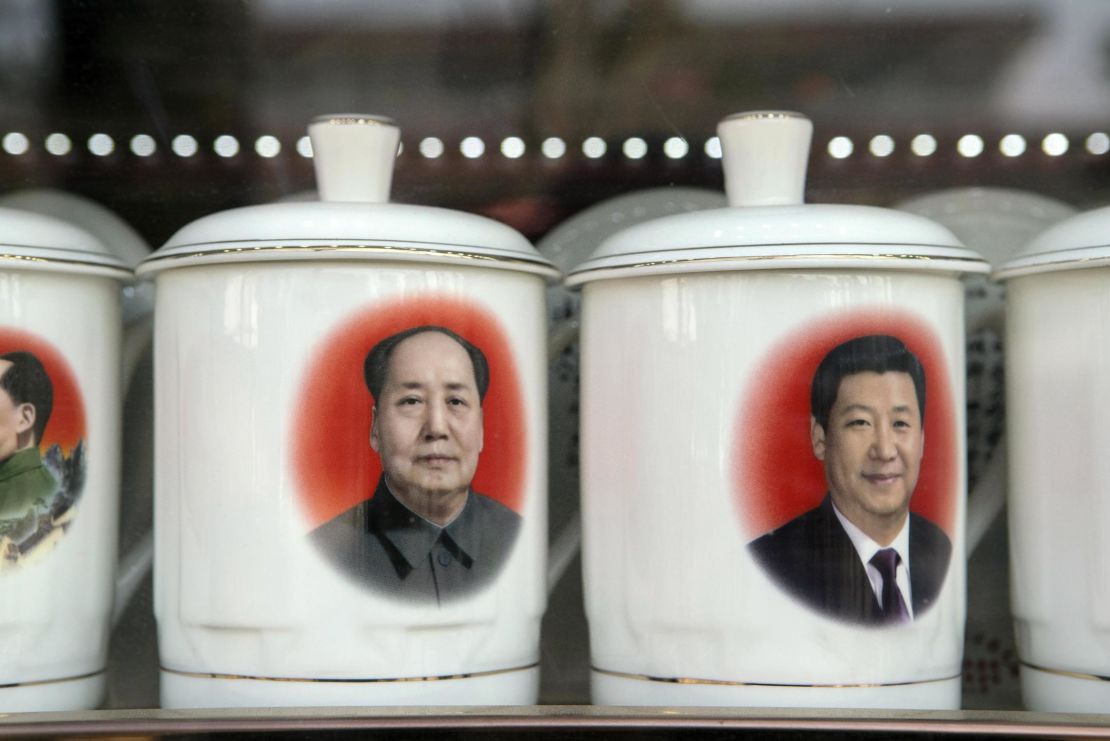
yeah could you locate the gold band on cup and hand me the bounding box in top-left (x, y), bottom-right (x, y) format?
top-left (0, 252), bottom-right (132, 278)
top-left (578, 250), bottom-right (990, 274)
top-left (592, 666), bottom-right (960, 689)
top-left (138, 243), bottom-right (557, 270)
top-left (161, 662), bottom-right (539, 684)
top-left (1021, 661), bottom-right (1110, 682)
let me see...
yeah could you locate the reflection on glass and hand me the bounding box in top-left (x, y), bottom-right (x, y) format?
top-left (2, 133), bottom-right (29, 156)
top-left (703, 136), bottom-right (721, 159)
top-left (1041, 133), bottom-right (1068, 157)
top-left (44, 133), bottom-right (71, 157)
top-left (868, 135), bottom-right (894, 158)
top-left (911, 134), bottom-right (937, 157)
top-left (582, 136), bottom-right (606, 159)
top-left (957, 134), bottom-right (984, 158)
top-left (171, 135), bottom-right (198, 158)
top-left (255, 135), bottom-right (281, 158)
top-left (622, 137), bottom-right (647, 160)
top-left (1086, 132), bottom-right (1110, 156)
top-left (460, 136), bottom-right (485, 159)
top-left (214, 135), bottom-right (240, 158)
top-left (999, 134), bottom-right (1026, 158)
top-left (541, 137), bottom-right (565, 159)
top-left (130, 134), bottom-right (157, 157)
top-left (500, 136), bottom-right (525, 159)
top-left (663, 137), bottom-right (688, 159)
top-left (827, 136), bottom-right (853, 159)
top-left (419, 137), bottom-right (444, 159)
top-left (87, 133), bottom-right (114, 157)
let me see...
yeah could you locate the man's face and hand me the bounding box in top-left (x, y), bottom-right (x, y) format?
top-left (371, 332), bottom-right (484, 502)
top-left (812, 371), bottom-right (924, 538)
top-left (0, 360), bottom-right (33, 463)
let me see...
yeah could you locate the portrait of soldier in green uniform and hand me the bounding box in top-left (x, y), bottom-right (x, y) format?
top-left (0, 351), bottom-right (58, 548)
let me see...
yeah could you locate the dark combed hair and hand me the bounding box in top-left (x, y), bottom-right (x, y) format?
top-left (810, 335), bottom-right (925, 432)
top-left (0, 351), bottom-right (54, 445)
top-left (363, 326), bottom-right (490, 404)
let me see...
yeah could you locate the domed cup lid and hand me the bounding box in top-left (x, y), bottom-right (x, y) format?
top-left (995, 203), bottom-right (1110, 280)
top-left (137, 115), bottom-right (557, 279)
top-left (0, 204), bottom-right (130, 278)
top-left (565, 111), bottom-right (988, 286)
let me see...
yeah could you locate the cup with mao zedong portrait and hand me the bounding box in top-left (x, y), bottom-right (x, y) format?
top-left (136, 115), bottom-right (557, 709)
top-left (996, 208), bottom-right (1110, 712)
top-left (567, 112), bottom-right (990, 708)
top-left (0, 206), bottom-right (132, 710)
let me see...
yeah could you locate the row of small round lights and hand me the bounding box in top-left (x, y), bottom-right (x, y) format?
top-left (3, 131), bottom-right (1110, 160)
top-left (827, 133), bottom-right (1108, 159)
top-left (0, 132), bottom-right (291, 158)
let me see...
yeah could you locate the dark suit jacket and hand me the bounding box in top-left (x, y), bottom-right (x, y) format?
top-left (310, 476), bottom-right (521, 605)
top-left (748, 496), bottom-right (951, 625)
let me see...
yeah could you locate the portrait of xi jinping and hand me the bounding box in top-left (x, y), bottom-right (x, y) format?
top-left (748, 335), bottom-right (952, 626)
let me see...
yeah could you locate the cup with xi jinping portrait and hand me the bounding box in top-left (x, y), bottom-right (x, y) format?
top-left (570, 112), bottom-right (988, 709)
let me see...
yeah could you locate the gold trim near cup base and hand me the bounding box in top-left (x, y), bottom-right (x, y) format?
top-left (592, 666), bottom-right (960, 689)
top-left (161, 662), bottom-right (539, 684)
top-left (1021, 661), bottom-right (1110, 682)
top-left (0, 669), bottom-right (104, 690)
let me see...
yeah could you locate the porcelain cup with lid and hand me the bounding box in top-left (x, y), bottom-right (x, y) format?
top-left (136, 114), bottom-right (557, 709)
top-left (0, 205), bottom-right (133, 711)
top-left (567, 111), bottom-right (989, 708)
top-left (995, 211), bottom-right (1110, 712)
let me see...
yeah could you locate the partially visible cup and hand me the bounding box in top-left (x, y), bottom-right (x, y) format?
top-left (996, 209), bottom-right (1110, 712)
top-left (0, 206), bottom-right (132, 711)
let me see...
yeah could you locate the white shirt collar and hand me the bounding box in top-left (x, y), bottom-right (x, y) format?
top-left (830, 499), bottom-right (914, 617)
top-left (830, 500), bottom-right (910, 564)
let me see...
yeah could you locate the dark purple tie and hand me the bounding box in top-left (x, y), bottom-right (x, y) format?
top-left (870, 548), bottom-right (910, 623)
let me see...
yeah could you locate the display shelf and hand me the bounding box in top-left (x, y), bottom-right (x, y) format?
top-left (1, 706), bottom-right (1110, 740)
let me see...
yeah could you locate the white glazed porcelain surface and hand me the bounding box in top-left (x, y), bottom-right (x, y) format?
top-left (0, 672), bottom-right (106, 713)
top-left (567, 111), bottom-right (987, 286)
top-left (718, 111), bottom-right (812, 208)
top-left (153, 260), bottom-right (547, 705)
top-left (0, 189), bottom-right (150, 269)
top-left (566, 203), bottom-right (985, 282)
top-left (580, 269), bottom-right (967, 705)
top-left (896, 186), bottom-right (1076, 527)
top-left (0, 270), bottom-right (121, 710)
top-left (0, 205), bottom-right (130, 274)
top-left (896, 187), bottom-right (1076, 269)
top-left (1006, 270), bottom-right (1110, 710)
top-left (592, 671), bottom-right (961, 709)
top-left (139, 114), bottom-right (554, 279)
top-left (996, 203), bottom-right (1110, 279)
top-left (139, 202), bottom-right (557, 276)
top-left (1020, 665), bottom-right (1110, 713)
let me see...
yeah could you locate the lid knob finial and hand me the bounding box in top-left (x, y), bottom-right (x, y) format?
top-left (717, 111), bottom-right (812, 208)
top-left (308, 114), bottom-right (400, 203)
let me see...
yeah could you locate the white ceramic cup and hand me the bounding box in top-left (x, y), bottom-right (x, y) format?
top-left (0, 207), bottom-right (133, 711)
top-left (137, 115), bottom-right (556, 709)
top-left (996, 210), bottom-right (1110, 712)
top-left (567, 112), bottom-right (990, 709)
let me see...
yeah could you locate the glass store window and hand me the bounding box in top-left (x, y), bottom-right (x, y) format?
top-left (0, 0), bottom-right (1106, 734)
